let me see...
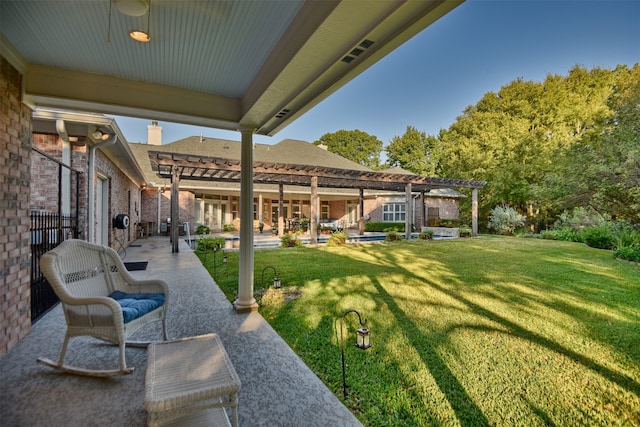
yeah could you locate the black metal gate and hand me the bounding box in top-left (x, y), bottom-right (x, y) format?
top-left (29, 147), bottom-right (81, 322)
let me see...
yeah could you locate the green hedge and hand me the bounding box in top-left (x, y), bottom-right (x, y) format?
top-left (365, 222), bottom-right (411, 232)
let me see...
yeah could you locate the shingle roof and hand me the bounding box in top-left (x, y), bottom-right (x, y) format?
top-left (131, 137), bottom-right (486, 195)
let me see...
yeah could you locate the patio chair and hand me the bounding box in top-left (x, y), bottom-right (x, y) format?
top-left (37, 239), bottom-right (169, 377)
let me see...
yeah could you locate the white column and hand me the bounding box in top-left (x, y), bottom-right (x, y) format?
top-left (405, 183), bottom-right (412, 240)
top-left (234, 128), bottom-right (258, 312)
top-left (310, 176), bottom-right (318, 245)
top-left (171, 166), bottom-right (180, 253)
top-left (472, 188), bottom-right (479, 237)
top-left (278, 184), bottom-right (284, 237)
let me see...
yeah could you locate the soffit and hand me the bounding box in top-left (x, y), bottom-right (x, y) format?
top-left (1, 0), bottom-right (463, 136)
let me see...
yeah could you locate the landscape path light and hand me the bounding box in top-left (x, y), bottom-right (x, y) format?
top-left (261, 266), bottom-right (281, 289)
top-left (339, 309), bottom-right (371, 398)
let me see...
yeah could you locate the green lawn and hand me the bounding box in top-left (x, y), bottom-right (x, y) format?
top-left (201, 236), bottom-right (640, 426)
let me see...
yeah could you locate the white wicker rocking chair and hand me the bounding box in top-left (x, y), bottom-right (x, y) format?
top-left (37, 239), bottom-right (169, 377)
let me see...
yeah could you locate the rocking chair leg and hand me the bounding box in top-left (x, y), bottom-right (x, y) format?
top-left (57, 334), bottom-right (71, 366)
top-left (118, 342), bottom-right (127, 372)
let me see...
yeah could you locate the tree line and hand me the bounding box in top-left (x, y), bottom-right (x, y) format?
top-left (314, 64), bottom-right (639, 230)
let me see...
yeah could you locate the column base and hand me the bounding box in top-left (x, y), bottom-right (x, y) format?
top-left (233, 299), bottom-right (259, 313)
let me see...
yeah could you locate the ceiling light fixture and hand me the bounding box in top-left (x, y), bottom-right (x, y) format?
top-left (113, 0), bottom-right (149, 17)
top-left (92, 129), bottom-right (111, 141)
top-left (129, 0), bottom-right (151, 42)
top-left (129, 30), bottom-right (150, 43)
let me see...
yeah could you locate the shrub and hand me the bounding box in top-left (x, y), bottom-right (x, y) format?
top-left (611, 221), bottom-right (640, 248)
top-left (614, 243), bottom-right (640, 263)
top-left (488, 205), bottom-right (526, 235)
top-left (223, 223), bottom-right (235, 232)
top-left (365, 222), bottom-right (407, 232)
top-left (280, 234), bottom-right (302, 248)
top-left (459, 228), bottom-right (472, 238)
top-left (419, 230), bottom-right (434, 240)
top-left (385, 230), bottom-right (403, 242)
top-left (327, 231), bottom-right (349, 246)
top-left (196, 225), bottom-right (210, 235)
top-left (544, 227), bottom-right (585, 242)
top-left (554, 207), bottom-right (608, 230)
top-left (196, 236), bottom-right (225, 252)
top-left (583, 225), bottom-right (615, 250)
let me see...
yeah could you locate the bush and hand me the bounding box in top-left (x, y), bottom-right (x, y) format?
top-left (459, 228), bottom-right (472, 238)
top-left (280, 234), bottom-right (302, 248)
top-left (614, 243), bottom-right (640, 263)
top-left (488, 205), bottom-right (526, 235)
top-left (554, 207), bottom-right (608, 230)
top-left (223, 223), bottom-right (235, 232)
top-left (196, 236), bottom-right (225, 252)
top-left (365, 222), bottom-right (408, 232)
top-left (583, 225), bottom-right (615, 250)
top-left (196, 225), bottom-right (210, 235)
top-left (419, 230), bottom-right (434, 240)
top-left (385, 230), bottom-right (403, 242)
top-left (543, 227), bottom-right (585, 242)
top-left (327, 231), bottom-right (349, 246)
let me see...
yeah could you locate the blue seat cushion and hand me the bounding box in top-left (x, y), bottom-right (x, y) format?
top-left (108, 291), bottom-right (166, 323)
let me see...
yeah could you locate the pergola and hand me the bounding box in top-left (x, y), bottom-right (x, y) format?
top-left (148, 149), bottom-right (487, 246)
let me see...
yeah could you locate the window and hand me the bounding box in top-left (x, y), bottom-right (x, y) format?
top-left (320, 201), bottom-right (330, 220)
top-left (383, 203), bottom-right (405, 222)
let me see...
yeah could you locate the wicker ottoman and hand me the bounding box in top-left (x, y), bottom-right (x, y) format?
top-left (145, 334), bottom-right (241, 426)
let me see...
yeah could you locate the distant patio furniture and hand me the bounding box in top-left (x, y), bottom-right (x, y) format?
top-left (37, 239), bottom-right (169, 377)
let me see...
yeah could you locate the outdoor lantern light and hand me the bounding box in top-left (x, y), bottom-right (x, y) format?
top-left (209, 247), bottom-right (227, 279)
top-left (356, 327), bottom-right (371, 350)
top-left (340, 309), bottom-right (371, 398)
top-left (261, 266), bottom-right (281, 289)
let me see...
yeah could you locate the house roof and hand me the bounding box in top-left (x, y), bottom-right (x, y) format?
top-left (1, 1), bottom-right (464, 136)
top-left (130, 138), bottom-right (485, 195)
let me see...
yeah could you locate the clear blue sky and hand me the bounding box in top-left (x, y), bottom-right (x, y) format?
top-left (112, 0), bottom-right (640, 149)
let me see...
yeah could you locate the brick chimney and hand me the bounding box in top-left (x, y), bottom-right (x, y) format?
top-left (147, 120), bottom-right (162, 145)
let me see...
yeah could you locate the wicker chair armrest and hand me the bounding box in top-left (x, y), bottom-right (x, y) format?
top-left (63, 295), bottom-right (123, 313)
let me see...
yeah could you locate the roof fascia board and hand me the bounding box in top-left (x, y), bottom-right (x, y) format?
top-left (256, 0), bottom-right (464, 136)
top-left (24, 64), bottom-right (242, 131)
top-left (240, 0), bottom-right (341, 128)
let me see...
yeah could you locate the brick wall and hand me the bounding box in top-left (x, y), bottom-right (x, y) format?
top-left (94, 152), bottom-right (141, 246)
top-left (0, 56), bottom-right (32, 356)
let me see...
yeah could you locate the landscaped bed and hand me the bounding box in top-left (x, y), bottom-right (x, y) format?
top-left (200, 236), bottom-right (640, 426)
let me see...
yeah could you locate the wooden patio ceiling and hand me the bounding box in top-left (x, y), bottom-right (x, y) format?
top-left (148, 151), bottom-right (487, 192)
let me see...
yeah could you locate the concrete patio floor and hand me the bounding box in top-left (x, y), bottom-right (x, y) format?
top-left (0, 236), bottom-right (363, 427)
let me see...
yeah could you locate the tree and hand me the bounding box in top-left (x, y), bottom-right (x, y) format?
top-left (554, 64), bottom-right (640, 223)
top-left (314, 130), bottom-right (382, 168)
top-left (385, 126), bottom-right (438, 175)
top-left (435, 65), bottom-right (633, 230)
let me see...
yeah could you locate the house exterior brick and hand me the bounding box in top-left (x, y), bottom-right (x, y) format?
top-left (0, 55), bottom-right (32, 356)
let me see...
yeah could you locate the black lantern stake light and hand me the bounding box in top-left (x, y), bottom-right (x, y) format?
top-left (261, 265), bottom-right (281, 289)
top-left (210, 247), bottom-right (227, 279)
top-left (340, 309), bottom-right (371, 398)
